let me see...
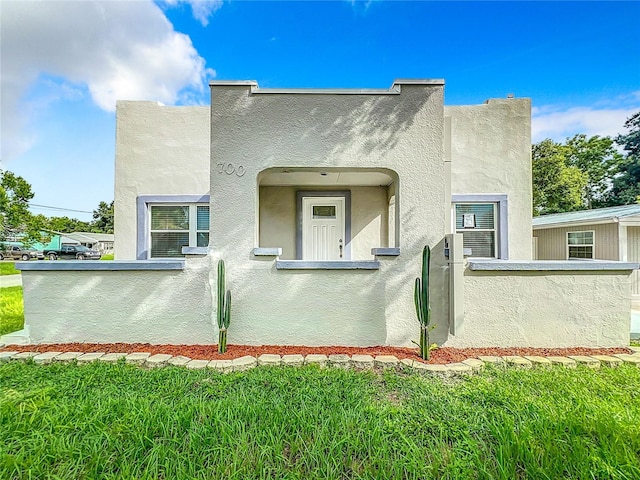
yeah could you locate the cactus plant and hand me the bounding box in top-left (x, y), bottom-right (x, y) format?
top-left (414, 245), bottom-right (432, 360)
top-left (217, 259), bottom-right (231, 353)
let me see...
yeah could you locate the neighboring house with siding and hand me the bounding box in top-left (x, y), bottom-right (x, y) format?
top-left (8, 79), bottom-right (638, 349)
top-left (63, 232), bottom-right (115, 254)
top-left (533, 204), bottom-right (640, 303)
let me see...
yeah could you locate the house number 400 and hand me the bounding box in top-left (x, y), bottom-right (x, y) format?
top-left (217, 163), bottom-right (246, 177)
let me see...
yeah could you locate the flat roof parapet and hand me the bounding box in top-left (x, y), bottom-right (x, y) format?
top-left (209, 79), bottom-right (444, 95)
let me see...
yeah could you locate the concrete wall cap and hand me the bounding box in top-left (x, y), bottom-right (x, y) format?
top-left (468, 260), bottom-right (640, 271)
top-left (16, 260), bottom-right (185, 271)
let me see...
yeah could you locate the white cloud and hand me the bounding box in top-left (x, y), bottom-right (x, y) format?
top-left (164, 0), bottom-right (223, 27)
top-left (532, 94), bottom-right (640, 143)
top-left (0, 0), bottom-right (216, 162)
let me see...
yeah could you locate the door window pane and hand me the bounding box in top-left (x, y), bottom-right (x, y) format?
top-left (313, 205), bottom-right (336, 219)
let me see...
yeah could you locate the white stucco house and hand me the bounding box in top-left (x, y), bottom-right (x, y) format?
top-left (10, 79), bottom-right (638, 348)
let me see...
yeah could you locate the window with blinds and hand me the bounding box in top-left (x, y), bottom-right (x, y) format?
top-left (567, 231), bottom-right (594, 259)
top-left (455, 203), bottom-right (497, 258)
top-left (196, 205), bottom-right (210, 248)
top-left (149, 204), bottom-right (209, 258)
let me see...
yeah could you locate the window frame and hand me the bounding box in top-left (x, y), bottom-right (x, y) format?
top-left (451, 194), bottom-right (509, 260)
top-left (566, 230), bottom-right (595, 260)
top-left (136, 195), bottom-right (210, 260)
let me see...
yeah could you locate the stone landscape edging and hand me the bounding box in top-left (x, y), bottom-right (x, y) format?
top-left (1, 349), bottom-right (640, 375)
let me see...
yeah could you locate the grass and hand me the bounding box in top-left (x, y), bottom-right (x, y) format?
top-left (100, 254), bottom-right (114, 260)
top-left (0, 287), bottom-right (24, 335)
top-left (0, 262), bottom-right (19, 275)
top-left (1, 363), bottom-right (639, 479)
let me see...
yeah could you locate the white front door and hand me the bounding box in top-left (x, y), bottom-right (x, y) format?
top-left (302, 196), bottom-right (345, 260)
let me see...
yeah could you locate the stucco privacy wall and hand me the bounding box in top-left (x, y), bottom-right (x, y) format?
top-left (114, 101), bottom-right (210, 260)
top-left (445, 268), bottom-right (633, 348)
top-left (446, 99), bottom-right (532, 259)
top-left (259, 186), bottom-right (389, 260)
top-left (19, 261), bottom-right (212, 344)
top-left (210, 81), bottom-right (449, 346)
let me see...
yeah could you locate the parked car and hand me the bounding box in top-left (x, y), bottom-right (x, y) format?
top-left (0, 246), bottom-right (44, 261)
top-left (45, 245), bottom-right (101, 260)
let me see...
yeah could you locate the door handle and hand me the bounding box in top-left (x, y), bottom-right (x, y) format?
top-left (339, 239), bottom-right (343, 259)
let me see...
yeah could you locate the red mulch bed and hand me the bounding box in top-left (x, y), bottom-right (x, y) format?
top-left (0, 343), bottom-right (632, 364)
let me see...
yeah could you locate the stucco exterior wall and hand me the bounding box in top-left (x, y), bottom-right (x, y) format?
top-left (259, 186), bottom-right (388, 260)
top-left (443, 269), bottom-right (632, 348)
top-left (534, 223), bottom-right (619, 260)
top-left (210, 81), bottom-right (448, 346)
top-left (20, 261), bottom-right (212, 344)
top-left (114, 101), bottom-right (210, 260)
top-left (446, 99), bottom-right (532, 260)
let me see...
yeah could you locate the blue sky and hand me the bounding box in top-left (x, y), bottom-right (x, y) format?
top-left (2, 0), bottom-right (639, 222)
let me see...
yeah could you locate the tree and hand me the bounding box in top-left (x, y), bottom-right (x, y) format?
top-left (532, 139), bottom-right (587, 215)
top-left (0, 170), bottom-right (49, 246)
top-left (564, 134), bottom-right (623, 208)
top-left (91, 201), bottom-right (114, 234)
top-left (608, 111), bottom-right (640, 205)
top-left (46, 216), bottom-right (92, 233)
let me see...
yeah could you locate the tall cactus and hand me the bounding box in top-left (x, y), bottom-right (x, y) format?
top-left (414, 245), bottom-right (432, 360)
top-left (217, 259), bottom-right (231, 353)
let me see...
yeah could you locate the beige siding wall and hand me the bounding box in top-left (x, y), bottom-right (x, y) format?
top-left (629, 226), bottom-right (640, 296)
top-left (534, 223), bottom-right (619, 260)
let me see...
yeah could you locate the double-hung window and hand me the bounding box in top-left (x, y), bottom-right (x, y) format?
top-left (454, 203), bottom-right (498, 258)
top-left (149, 204), bottom-right (209, 258)
top-left (567, 231), bottom-right (594, 259)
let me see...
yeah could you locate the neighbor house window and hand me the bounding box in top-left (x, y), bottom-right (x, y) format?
top-left (149, 204), bottom-right (209, 258)
top-left (567, 231), bottom-right (594, 259)
top-left (455, 203), bottom-right (497, 258)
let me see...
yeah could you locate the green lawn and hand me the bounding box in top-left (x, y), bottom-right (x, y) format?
top-left (1, 362), bottom-right (639, 479)
top-left (0, 262), bottom-right (19, 276)
top-left (0, 287), bottom-right (24, 335)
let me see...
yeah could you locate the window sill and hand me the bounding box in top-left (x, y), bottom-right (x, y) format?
top-left (276, 260), bottom-right (380, 270)
top-left (371, 248), bottom-right (400, 256)
top-left (253, 247), bottom-right (282, 257)
top-left (181, 247), bottom-right (209, 256)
